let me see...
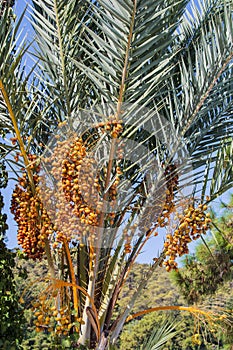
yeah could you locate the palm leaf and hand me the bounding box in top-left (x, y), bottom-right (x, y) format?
top-left (30, 0), bottom-right (97, 117)
top-left (140, 319), bottom-right (180, 350)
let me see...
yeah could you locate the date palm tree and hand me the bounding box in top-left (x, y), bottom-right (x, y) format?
top-left (0, 0), bottom-right (233, 349)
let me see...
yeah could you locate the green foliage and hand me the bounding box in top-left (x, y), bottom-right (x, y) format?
top-left (119, 312), bottom-right (164, 350)
top-left (0, 241), bottom-right (24, 350)
top-left (116, 249), bottom-right (233, 349)
top-left (119, 277), bottom-right (233, 350)
top-left (118, 267), bottom-right (191, 350)
top-left (0, 163), bottom-right (25, 348)
top-left (21, 323), bottom-right (80, 350)
top-left (116, 263), bottom-right (181, 314)
top-left (13, 255), bottom-right (232, 349)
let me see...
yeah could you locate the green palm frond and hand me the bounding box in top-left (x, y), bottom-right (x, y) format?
top-left (30, 0), bottom-right (96, 117)
top-left (74, 0), bottom-right (188, 106)
top-left (0, 6), bottom-right (28, 131)
top-left (0, 5), bottom-right (56, 160)
top-left (140, 319), bottom-right (180, 350)
top-left (31, 0), bottom-right (187, 110)
top-left (209, 138), bottom-right (233, 197)
top-left (168, 1), bottom-right (232, 132)
top-left (0, 6), bottom-right (33, 172)
top-left (155, 0), bottom-right (233, 202)
top-left (167, 1), bottom-right (232, 119)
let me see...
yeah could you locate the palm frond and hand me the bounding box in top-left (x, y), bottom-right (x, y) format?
top-left (0, 6), bottom-right (37, 175)
top-left (30, 0), bottom-right (96, 118)
top-left (156, 0), bottom-right (233, 202)
top-left (140, 319), bottom-right (180, 350)
top-left (64, 0), bottom-right (187, 107)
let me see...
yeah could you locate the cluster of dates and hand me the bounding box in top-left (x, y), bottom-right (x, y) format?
top-left (11, 154), bottom-right (51, 259)
top-left (163, 203), bottom-right (211, 271)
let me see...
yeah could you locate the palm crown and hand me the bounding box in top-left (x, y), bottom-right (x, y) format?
top-left (0, 0), bottom-right (233, 348)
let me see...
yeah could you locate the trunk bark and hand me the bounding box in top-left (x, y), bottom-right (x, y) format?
top-left (96, 332), bottom-right (109, 350)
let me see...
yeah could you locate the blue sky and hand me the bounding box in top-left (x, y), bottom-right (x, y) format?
top-left (15, 0), bottom-right (31, 18)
